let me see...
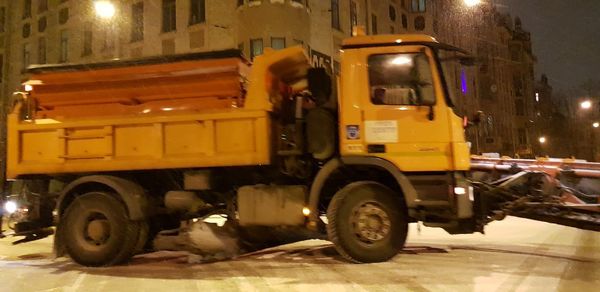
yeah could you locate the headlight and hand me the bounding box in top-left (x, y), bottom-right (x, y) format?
top-left (4, 201), bottom-right (18, 214)
top-left (454, 187), bottom-right (467, 195)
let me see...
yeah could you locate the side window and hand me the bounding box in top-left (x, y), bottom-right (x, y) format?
top-left (368, 53), bottom-right (435, 106)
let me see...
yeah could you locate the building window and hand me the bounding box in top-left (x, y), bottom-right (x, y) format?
top-left (237, 0), bottom-right (244, 7)
top-left (350, 1), bottom-right (358, 34)
top-left (38, 37), bottom-right (46, 64)
top-left (515, 99), bottom-right (525, 116)
top-left (102, 27), bottom-right (114, 51)
top-left (23, 43), bottom-right (31, 70)
top-left (250, 38), bottom-right (263, 59)
top-left (59, 30), bottom-right (68, 63)
top-left (83, 22), bottom-right (93, 56)
top-left (411, 0), bottom-right (426, 12)
top-left (38, 0), bottom-right (48, 13)
top-left (131, 2), bottom-right (144, 42)
top-left (414, 16), bottom-right (425, 31)
top-left (22, 23), bottom-right (31, 38)
top-left (371, 14), bottom-right (378, 35)
top-left (0, 7), bottom-right (5, 33)
top-left (401, 14), bottom-right (407, 29)
top-left (59, 8), bottom-right (69, 25)
top-left (162, 0), bottom-right (177, 33)
top-left (389, 5), bottom-right (396, 21)
top-left (390, 26), bottom-right (394, 34)
top-left (190, 0), bottom-right (206, 25)
top-left (38, 16), bottom-right (47, 32)
top-left (271, 37), bottom-right (285, 50)
top-left (23, 0), bottom-right (32, 19)
top-left (331, 0), bottom-right (340, 30)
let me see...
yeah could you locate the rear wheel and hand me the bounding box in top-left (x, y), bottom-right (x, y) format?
top-left (62, 192), bottom-right (141, 266)
top-left (326, 181), bottom-right (408, 263)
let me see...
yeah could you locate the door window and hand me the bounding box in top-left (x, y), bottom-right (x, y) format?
top-left (368, 53), bottom-right (435, 106)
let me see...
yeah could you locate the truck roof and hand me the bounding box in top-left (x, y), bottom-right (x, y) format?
top-left (341, 34), bottom-right (468, 54)
top-left (25, 49), bottom-right (245, 74)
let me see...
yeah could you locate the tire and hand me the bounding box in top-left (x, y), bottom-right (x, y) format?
top-left (61, 192), bottom-right (141, 266)
top-left (326, 181), bottom-right (408, 263)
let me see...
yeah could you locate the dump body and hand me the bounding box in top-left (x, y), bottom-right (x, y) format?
top-left (7, 48), bottom-right (311, 179)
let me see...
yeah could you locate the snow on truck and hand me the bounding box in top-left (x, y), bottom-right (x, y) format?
top-left (2, 34), bottom-right (598, 266)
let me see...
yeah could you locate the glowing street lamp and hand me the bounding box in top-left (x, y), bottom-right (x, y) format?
top-left (594, 122), bottom-right (600, 128)
top-left (580, 100), bottom-right (592, 110)
top-left (95, 1), bottom-right (116, 19)
top-left (538, 136), bottom-right (547, 144)
top-left (464, 0), bottom-right (482, 7)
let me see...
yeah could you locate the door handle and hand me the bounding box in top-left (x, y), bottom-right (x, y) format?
top-left (367, 144), bottom-right (386, 153)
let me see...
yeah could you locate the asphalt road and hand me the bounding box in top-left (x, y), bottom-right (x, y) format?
top-left (1, 217), bottom-right (598, 291)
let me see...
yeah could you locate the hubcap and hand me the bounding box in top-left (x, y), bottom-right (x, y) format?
top-left (352, 202), bottom-right (391, 243)
top-left (84, 213), bottom-right (111, 245)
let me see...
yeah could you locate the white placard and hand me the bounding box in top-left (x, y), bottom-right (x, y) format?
top-left (365, 120), bottom-right (398, 143)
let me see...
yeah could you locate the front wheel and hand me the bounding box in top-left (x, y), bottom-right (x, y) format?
top-left (61, 192), bottom-right (141, 266)
top-left (326, 181), bottom-right (408, 263)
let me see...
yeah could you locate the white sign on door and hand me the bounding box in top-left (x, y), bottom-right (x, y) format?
top-left (365, 120), bottom-right (398, 143)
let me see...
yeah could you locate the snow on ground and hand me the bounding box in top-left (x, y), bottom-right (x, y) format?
top-left (1, 217), bottom-right (599, 291)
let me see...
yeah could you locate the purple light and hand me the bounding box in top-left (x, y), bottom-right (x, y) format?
top-left (461, 70), bottom-right (468, 94)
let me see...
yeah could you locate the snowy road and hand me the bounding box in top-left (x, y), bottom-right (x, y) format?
top-left (1, 217), bottom-right (598, 291)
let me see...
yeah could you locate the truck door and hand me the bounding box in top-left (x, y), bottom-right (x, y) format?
top-left (355, 46), bottom-right (453, 171)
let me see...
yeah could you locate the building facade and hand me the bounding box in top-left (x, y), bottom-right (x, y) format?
top-left (0, 0), bottom-right (539, 157)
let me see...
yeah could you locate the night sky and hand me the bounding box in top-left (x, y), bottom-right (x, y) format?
top-left (497, 0), bottom-right (600, 92)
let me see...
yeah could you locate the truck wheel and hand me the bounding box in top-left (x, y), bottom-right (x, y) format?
top-left (327, 181), bottom-right (408, 263)
top-left (62, 192), bottom-right (141, 266)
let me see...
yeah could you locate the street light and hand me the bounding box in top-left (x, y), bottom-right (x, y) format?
top-left (594, 122), bottom-right (600, 128)
top-left (94, 1), bottom-right (116, 19)
top-left (464, 0), bottom-right (482, 7)
top-left (580, 100), bottom-right (592, 110)
top-left (539, 136), bottom-right (547, 144)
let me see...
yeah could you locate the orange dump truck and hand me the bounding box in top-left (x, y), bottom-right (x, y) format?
top-left (3, 34), bottom-right (478, 266)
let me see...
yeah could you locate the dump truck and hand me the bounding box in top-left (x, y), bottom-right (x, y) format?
top-left (2, 33), bottom-right (597, 267)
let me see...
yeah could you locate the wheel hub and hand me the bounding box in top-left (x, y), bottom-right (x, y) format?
top-left (352, 202), bottom-right (391, 242)
top-left (85, 216), bottom-right (110, 245)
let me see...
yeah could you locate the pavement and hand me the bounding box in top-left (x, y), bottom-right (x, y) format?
top-left (0, 217), bottom-right (598, 291)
